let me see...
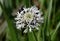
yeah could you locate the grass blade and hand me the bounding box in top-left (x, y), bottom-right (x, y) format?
top-left (38, 0), bottom-right (45, 10)
top-left (3, 12), bottom-right (19, 41)
top-left (23, 0), bottom-right (30, 8)
top-left (51, 22), bottom-right (60, 41)
top-left (16, 0), bottom-right (20, 7)
top-left (28, 32), bottom-right (36, 41)
top-left (0, 3), bottom-right (19, 41)
top-left (43, 0), bottom-right (53, 41)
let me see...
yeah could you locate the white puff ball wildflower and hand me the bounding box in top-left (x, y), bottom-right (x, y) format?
top-left (15, 6), bottom-right (44, 33)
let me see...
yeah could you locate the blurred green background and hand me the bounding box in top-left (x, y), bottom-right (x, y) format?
top-left (0, 0), bottom-right (60, 41)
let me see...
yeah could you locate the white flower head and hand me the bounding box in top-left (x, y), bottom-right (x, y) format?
top-left (15, 6), bottom-right (44, 33)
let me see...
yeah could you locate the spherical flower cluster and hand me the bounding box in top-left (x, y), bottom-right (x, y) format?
top-left (15, 6), bottom-right (44, 33)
